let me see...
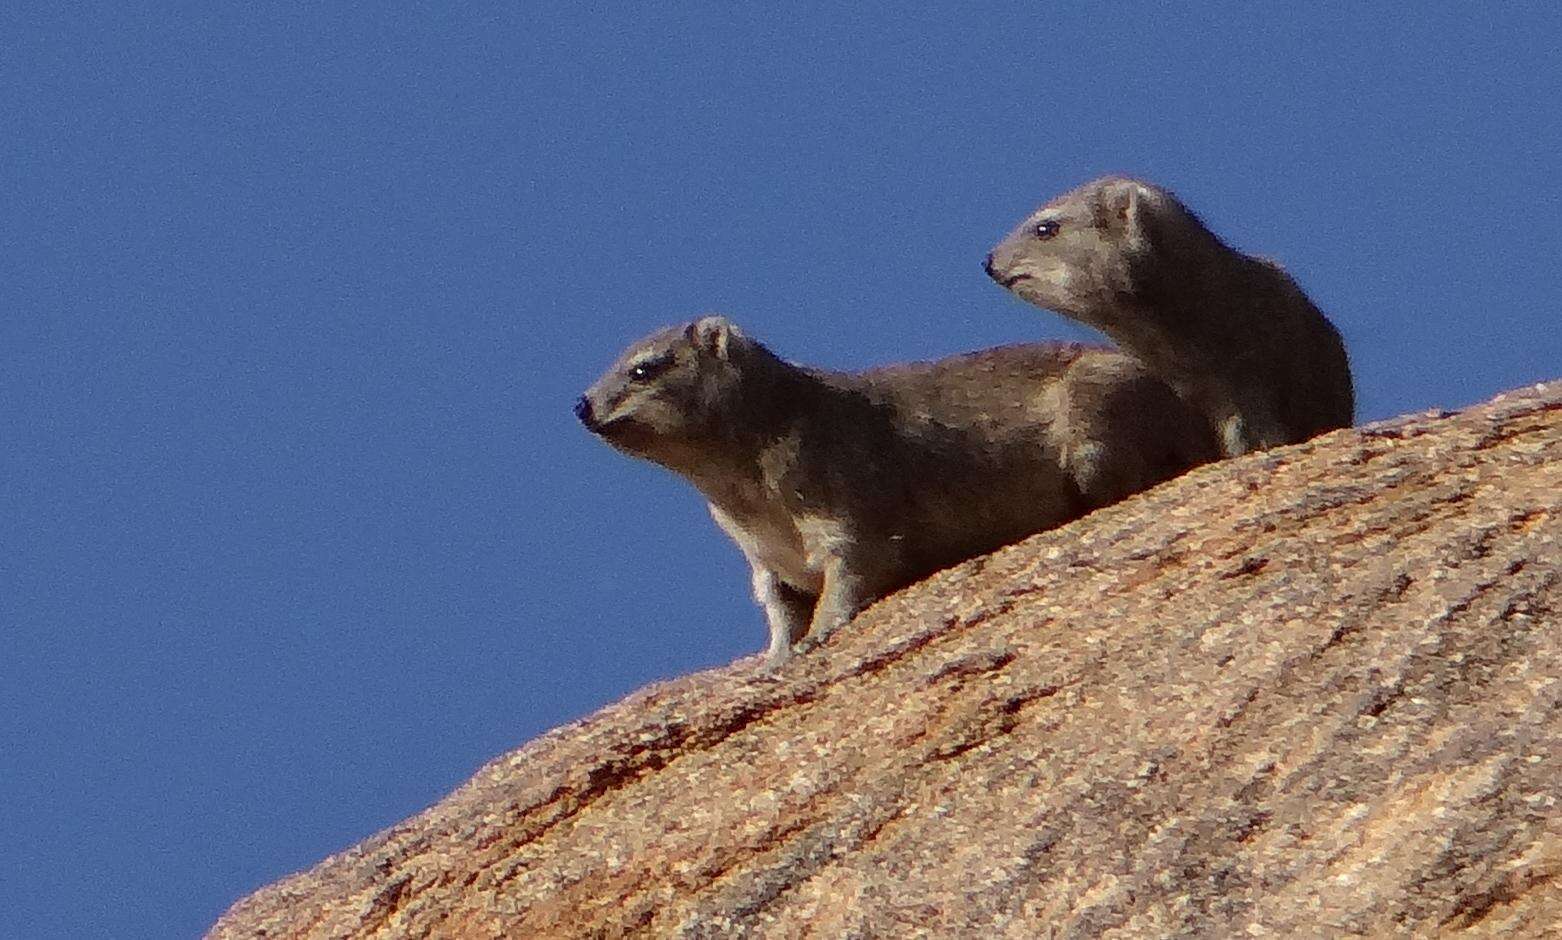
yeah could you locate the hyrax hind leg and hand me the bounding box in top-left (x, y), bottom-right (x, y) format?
top-left (1047, 351), bottom-right (1220, 509)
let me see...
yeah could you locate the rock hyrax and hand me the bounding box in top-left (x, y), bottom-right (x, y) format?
top-left (577, 316), bottom-right (1217, 663)
top-left (986, 176), bottom-right (1354, 456)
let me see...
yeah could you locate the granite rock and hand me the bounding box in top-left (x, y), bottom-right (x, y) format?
top-left (212, 381), bottom-right (1562, 938)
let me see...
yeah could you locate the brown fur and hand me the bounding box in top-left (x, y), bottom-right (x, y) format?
top-left (986, 176), bottom-right (1354, 456)
top-left (577, 317), bottom-right (1217, 663)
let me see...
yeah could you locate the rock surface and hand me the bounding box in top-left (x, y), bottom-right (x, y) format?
top-left (212, 382), bottom-right (1561, 939)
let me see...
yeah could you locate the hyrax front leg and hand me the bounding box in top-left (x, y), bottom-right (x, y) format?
top-left (1047, 351), bottom-right (1220, 508)
top-left (751, 567), bottom-right (816, 665)
top-left (1215, 388), bottom-right (1286, 456)
top-left (796, 520), bottom-right (901, 653)
top-left (1045, 354), bottom-right (1159, 507)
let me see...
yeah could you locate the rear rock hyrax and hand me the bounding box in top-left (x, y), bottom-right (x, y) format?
top-left (985, 176), bottom-right (1354, 456)
top-left (577, 316), bottom-right (1217, 664)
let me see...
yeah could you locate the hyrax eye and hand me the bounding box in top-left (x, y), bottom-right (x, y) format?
top-left (629, 355), bottom-right (672, 381)
top-left (1034, 219), bottom-right (1061, 240)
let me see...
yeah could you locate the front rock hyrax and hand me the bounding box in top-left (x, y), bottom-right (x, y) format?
top-left (985, 176), bottom-right (1354, 456)
top-left (577, 316), bottom-right (1217, 663)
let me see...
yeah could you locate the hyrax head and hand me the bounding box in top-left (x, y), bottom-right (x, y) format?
top-left (576, 315), bottom-right (750, 464)
top-left (984, 176), bottom-right (1182, 323)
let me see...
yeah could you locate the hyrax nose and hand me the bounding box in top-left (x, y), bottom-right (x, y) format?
top-left (983, 252), bottom-right (997, 279)
top-left (573, 395), bottom-right (595, 427)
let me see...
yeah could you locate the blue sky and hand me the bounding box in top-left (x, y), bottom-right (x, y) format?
top-left (3, 5), bottom-right (1559, 937)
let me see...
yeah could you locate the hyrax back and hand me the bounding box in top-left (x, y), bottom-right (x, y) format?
top-left (985, 176), bottom-right (1354, 456)
top-left (578, 316), bottom-right (1216, 664)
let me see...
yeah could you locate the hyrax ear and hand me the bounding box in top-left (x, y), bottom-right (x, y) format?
top-left (686, 315), bottom-right (742, 360)
top-left (1101, 178), bottom-right (1157, 246)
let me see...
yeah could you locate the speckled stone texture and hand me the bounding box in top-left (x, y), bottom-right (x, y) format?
top-left (211, 382), bottom-right (1561, 939)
